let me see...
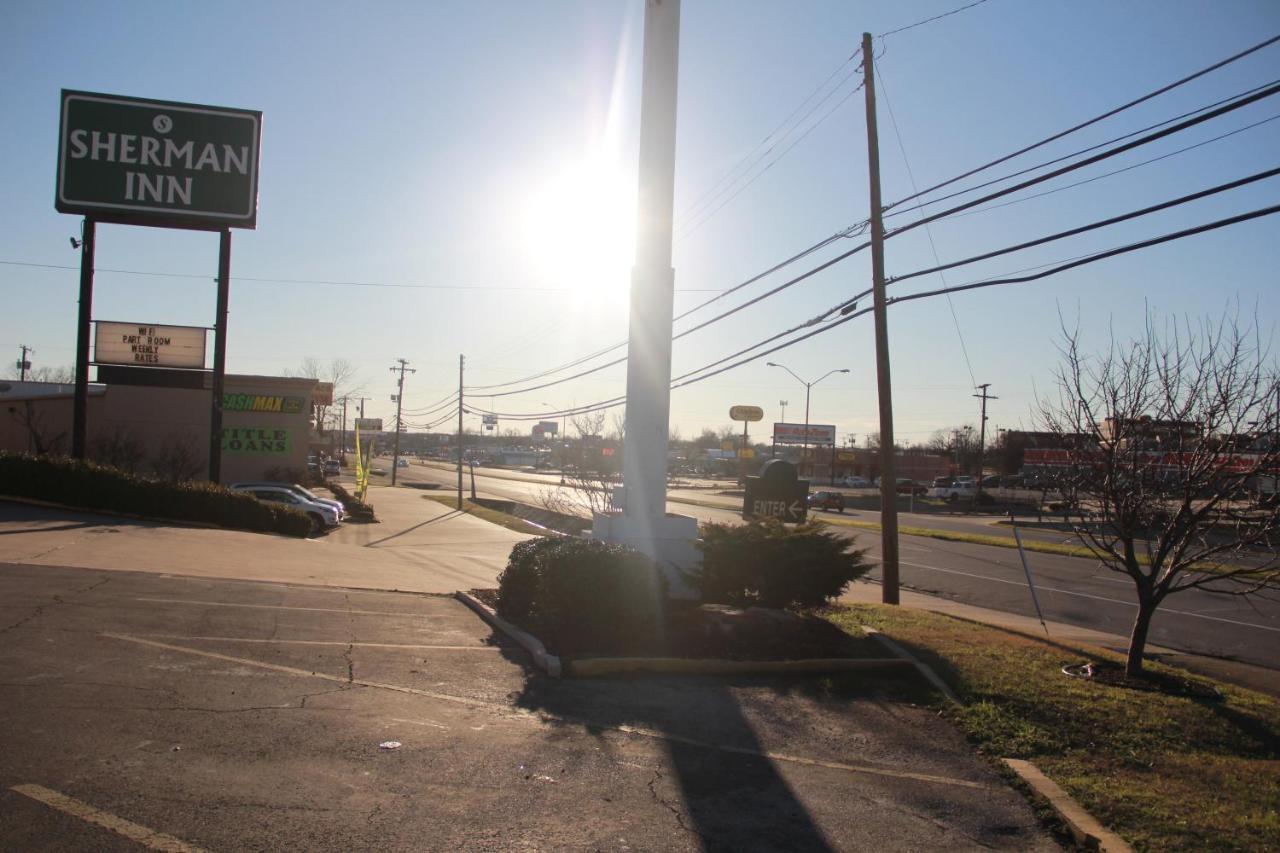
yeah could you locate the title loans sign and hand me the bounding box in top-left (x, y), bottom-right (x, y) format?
top-left (94, 321), bottom-right (206, 368)
top-left (56, 90), bottom-right (261, 228)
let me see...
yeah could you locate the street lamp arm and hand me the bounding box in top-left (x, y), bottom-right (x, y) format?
top-left (813, 368), bottom-right (851, 387)
top-left (767, 361), bottom-right (808, 388)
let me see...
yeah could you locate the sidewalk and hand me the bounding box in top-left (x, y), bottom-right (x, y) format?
top-left (841, 580), bottom-right (1280, 698)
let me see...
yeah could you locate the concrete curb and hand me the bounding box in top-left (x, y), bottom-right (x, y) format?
top-left (861, 625), bottom-right (962, 704)
top-left (566, 656), bottom-right (915, 678)
top-left (453, 592), bottom-right (562, 678)
top-left (1002, 759), bottom-right (1133, 852)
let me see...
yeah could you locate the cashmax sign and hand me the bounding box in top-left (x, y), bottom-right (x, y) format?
top-left (56, 90), bottom-right (261, 228)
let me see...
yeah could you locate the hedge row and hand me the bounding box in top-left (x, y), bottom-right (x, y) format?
top-left (494, 520), bottom-right (869, 655)
top-left (0, 452), bottom-right (313, 537)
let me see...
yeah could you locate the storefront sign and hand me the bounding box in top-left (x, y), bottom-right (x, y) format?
top-left (94, 321), bottom-right (207, 368)
top-left (729, 405), bottom-right (764, 422)
top-left (56, 90), bottom-right (261, 228)
top-left (221, 427), bottom-right (291, 454)
top-left (773, 422), bottom-right (837, 446)
top-left (222, 393), bottom-right (306, 414)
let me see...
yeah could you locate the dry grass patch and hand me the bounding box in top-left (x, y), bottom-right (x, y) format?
top-left (823, 604), bottom-right (1280, 852)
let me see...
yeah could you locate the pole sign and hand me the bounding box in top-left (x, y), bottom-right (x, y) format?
top-left (354, 418), bottom-right (383, 431)
top-left (743, 459), bottom-right (808, 523)
top-left (56, 90), bottom-right (262, 229)
top-left (773, 422), bottom-right (837, 446)
top-left (729, 405), bottom-right (764, 422)
top-left (94, 321), bottom-right (207, 368)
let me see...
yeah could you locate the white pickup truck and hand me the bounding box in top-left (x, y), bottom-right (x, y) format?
top-left (929, 476), bottom-right (977, 501)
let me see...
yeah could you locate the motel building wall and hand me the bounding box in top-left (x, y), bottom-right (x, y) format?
top-left (1, 374), bottom-right (318, 484)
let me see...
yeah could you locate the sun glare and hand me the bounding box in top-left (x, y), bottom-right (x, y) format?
top-left (520, 158), bottom-right (636, 296)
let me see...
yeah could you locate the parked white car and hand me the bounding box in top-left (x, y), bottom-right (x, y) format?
top-left (229, 482), bottom-right (345, 519)
top-left (841, 475), bottom-right (872, 488)
top-left (231, 484), bottom-right (342, 532)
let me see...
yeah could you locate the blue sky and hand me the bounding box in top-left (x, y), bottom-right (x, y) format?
top-left (3, 0), bottom-right (1277, 444)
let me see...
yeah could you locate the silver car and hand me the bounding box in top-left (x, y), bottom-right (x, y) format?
top-left (229, 483), bottom-right (343, 531)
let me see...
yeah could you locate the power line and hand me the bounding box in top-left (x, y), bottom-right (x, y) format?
top-left (885, 81), bottom-right (1280, 240)
top-left (881, 32), bottom-right (1280, 212)
top-left (877, 0), bottom-right (993, 40)
top-left (676, 78), bottom-right (865, 241)
top-left (676, 49), bottom-right (861, 227)
top-left (936, 112), bottom-right (1280, 222)
top-left (876, 57), bottom-right (978, 389)
top-left (886, 166), bottom-right (1280, 285)
top-left (486, 201), bottom-right (1280, 419)
top-left (883, 77), bottom-right (1280, 221)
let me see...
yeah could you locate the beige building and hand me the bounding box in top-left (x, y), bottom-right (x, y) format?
top-left (1, 374), bottom-right (319, 484)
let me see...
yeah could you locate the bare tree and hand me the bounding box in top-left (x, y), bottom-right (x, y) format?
top-left (89, 425), bottom-right (146, 473)
top-left (7, 401), bottom-right (67, 455)
top-left (288, 358), bottom-right (363, 433)
top-left (1037, 315), bottom-right (1280, 676)
top-left (4, 365), bottom-right (75, 383)
top-left (152, 430), bottom-right (204, 482)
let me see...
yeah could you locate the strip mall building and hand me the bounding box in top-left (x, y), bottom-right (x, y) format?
top-left (1, 374), bottom-right (323, 484)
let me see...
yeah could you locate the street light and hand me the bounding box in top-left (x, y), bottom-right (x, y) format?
top-left (767, 362), bottom-right (849, 475)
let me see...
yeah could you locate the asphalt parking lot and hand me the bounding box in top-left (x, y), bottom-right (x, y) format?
top-left (1, 562), bottom-right (1060, 851)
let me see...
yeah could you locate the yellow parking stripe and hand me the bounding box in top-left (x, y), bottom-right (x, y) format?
top-left (11, 784), bottom-right (208, 853)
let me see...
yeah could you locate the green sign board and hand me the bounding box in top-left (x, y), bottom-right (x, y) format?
top-left (222, 427), bottom-right (291, 454)
top-left (222, 393), bottom-right (305, 414)
top-left (56, 90), bottom-right (261, 229)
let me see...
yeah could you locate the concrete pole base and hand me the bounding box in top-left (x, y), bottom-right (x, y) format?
top-left (590, 509), bottom-right (700, 600)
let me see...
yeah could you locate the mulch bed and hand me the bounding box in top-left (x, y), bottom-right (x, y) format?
top-left (467, 588), bottom-right (871, 660)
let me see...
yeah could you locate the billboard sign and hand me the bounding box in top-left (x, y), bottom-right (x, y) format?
top-left (94, 321), bottom-right (206, 368)
top-left (354, 418), bottom-right (383, 431)
top-left (773, 422), bottom-right (837, 446)
top-left (729, 405), bottom-right (764, 422)
top-left (57, 90), bottom-right (261, 229)
top-left (537, 420), bottom-right (558, 435)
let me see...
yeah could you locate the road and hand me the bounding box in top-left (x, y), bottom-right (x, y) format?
top-left (388, 458), bottom-right (1280, 672)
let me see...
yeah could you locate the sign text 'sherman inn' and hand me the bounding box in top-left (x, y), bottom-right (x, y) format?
top-left (56, 90), bottom-right (261, 228)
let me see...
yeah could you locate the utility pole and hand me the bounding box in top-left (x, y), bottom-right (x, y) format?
top-left (389, 359), bottom-right (415, 485)
top-left (457, 354), bottom-right (464, 510)
top-left (17, 345), bottom-right (33, 381)
top-left (863, 31), bottom-right (900, 605)
top-left (974, 383), bottom-right (998, 499)
top-left (339, 397), bottom-right (349, 464)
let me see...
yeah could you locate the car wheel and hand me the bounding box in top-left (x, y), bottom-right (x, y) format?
top-left (307, 512), bottom-right (325, 535)
top-left (838, 507), bottom-right (845, 513)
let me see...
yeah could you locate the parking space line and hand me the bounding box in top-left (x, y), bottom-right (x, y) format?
top-left (101, 633), bottom-right (996, 792)
top-left (102, 632), bottom-right (528, 713)
top-left (135, 598), bottom-right (431, 617)
top-left (136, 635), bottom-right (504, 651)
top-left (11, 783), bottom-right (208, 853)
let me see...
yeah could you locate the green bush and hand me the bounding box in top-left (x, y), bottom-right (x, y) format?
top-left (324, 479), bottom-right (376, 521)
top-left (693, 519), bottom-right (870, 609)
top-left (0, 452), bottom-right (312, 537)
top-left (496, 537), bottom-right (667, 656)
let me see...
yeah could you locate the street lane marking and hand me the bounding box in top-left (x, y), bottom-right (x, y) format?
top-left (102, 633), bottom-right (989, 790)
top-left (135, 635), bottom-right (503, 651)
top-left (135, 598), bottom-right (428, 617)
top-left (899, 561), bottom-right (1280, 633)
top-left (11, 783), bottom-right (207, 852)
top-left (389, 716), bottom-right (449, 730)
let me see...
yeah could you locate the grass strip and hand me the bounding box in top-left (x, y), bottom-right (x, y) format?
top-left (422, 494), bottom-right (552, 537)
top-left (823, 604), bottom-right (1280, 852)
